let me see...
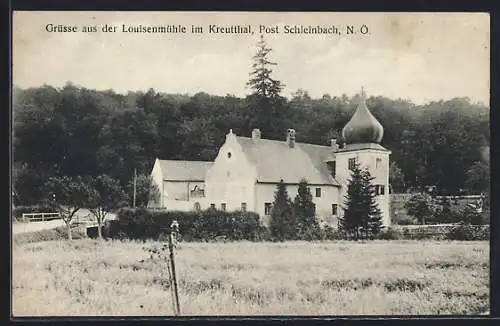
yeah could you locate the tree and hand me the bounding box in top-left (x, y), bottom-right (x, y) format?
top-left (126, 174), bottom-right (160, 207)
top-left (44, 176), bottom-right (92, 240)
top-left (270, 180), bottom-right (295, 241)
top-left (12, 163), bottom-right (45, 206)
top-left (341, 161), bottom-right (383, 240)
top-left (464, 161), bottom-right (490, 194)
top-left (404, 193), bottom-right (437, 225)
top-left (362, 169), bottom-right (384, 238)
top-left (246, 35), bottom-right (287, 139)
top-left (340, 162), bottom-right (365, 240)
top-left (435, 197), bottom-right (456, 223)
top-left (389, 161), bottom-right (406, 193)
top-left (293, 179), bottom-right (319, 239)
top-left (87, 175), bottom-right (128, 239)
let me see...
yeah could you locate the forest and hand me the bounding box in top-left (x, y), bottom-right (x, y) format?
top-left (12, 38), bottom-right (490, 206)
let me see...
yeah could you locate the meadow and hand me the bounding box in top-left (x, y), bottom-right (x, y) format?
top-left (12, 239), bottom-right (489, 316)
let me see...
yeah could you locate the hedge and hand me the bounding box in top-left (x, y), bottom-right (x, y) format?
top-left (99, 208), bottom-right (490, 242)
top-left (103, 207), bottom-right (266, 242)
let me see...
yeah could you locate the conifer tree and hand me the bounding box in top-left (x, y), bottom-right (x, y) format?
top-left (270, 180), bottom-right (295, 241)
top-left (362, 169), bottom-right (384, 238)
top-left (293, 178), bottom-right (319, 239)
top-left (340, 161), bottom-right (365, 240)
top-left (341, 161), bottom-right (383, 240)
top-left (246, 35), bottom-right (287, 139)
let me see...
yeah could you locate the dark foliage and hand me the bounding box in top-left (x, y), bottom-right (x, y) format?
top-left (107, 208), bottom-right (264, 242)
top-left (12, 82), bottom-right (488, 206)
top-left (270, 180), bottom-right (296, 241)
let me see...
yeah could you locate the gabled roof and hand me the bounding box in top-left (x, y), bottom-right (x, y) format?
top-left (235, 137), bottom-right (340, 186)
top-left (157, 159), bottom-right (213, 181)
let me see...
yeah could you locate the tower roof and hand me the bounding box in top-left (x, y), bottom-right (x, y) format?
top-left (342, 87), bottom-right (384, 144)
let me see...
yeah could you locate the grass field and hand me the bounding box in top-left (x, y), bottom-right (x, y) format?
top-left (12, 239), bottom-right (489, 316)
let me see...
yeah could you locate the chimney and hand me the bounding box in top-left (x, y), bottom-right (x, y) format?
top-left (330, 138), bottom-right (339, 151)
top-left (286, 129), bottom-right (296, 148)
top-left (252, 128), bottom-right (261, 140)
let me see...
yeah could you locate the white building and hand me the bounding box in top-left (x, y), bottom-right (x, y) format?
top-left (150, 89), bottom-right (391, 227)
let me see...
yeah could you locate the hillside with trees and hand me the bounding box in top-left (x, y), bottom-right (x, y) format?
top-left (12, 37), bottom-right (490, 206)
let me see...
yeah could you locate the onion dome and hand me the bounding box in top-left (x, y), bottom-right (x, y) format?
top-left (342, 87), bottom-right (384, 144)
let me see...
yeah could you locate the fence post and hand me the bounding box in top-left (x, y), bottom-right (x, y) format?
top-left (168, 220), bottom-right (180, 316)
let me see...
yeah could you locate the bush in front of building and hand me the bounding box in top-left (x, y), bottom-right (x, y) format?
top-left (110, 207), bottom-right (264, 241)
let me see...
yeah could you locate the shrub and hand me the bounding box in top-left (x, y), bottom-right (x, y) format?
top-left (376, 227), bottom-right (401, 240)
top-left (395, 215), bottom-right (416, 225)
top-left (446, 225), bottom-right (490, 241)
top-left (320, 225), bottom-right (344, 240)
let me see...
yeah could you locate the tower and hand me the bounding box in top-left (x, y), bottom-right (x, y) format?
top-left (334, 87), bottom-right (392, 227)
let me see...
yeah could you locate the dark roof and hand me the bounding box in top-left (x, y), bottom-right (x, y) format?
top-left (235, 137), bottom-right (340, 186)
top-left (342, 91), bottom-right (384, 144)
top-left (157, 160), bottom-right (213, 181)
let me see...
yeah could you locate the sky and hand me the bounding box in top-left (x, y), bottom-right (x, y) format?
top-left (13, 12), bottom-right (490, 105)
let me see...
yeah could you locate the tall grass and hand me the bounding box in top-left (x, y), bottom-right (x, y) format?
top-left (12, 240), bottom-right (489, 316)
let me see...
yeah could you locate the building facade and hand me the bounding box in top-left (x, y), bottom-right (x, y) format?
top-left (150, 89), bottom-right (391, 227)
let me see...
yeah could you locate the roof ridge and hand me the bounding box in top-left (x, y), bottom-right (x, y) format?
top-left (158, 159), bottom-right (213, 163)
top-left (236, 135), bottom-right (331, 149)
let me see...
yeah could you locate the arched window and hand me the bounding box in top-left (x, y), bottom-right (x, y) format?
top-left (194, 202), bottom-right (201, 211)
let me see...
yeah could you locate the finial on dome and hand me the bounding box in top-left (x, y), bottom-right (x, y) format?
top-left (341, 88), bottom-right (384, 145)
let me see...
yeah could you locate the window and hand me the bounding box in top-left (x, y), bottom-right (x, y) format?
top-left (315, 187), bottom-right (321, 198)
top-left (210, 203), bottom-right (215, 210)
top-left (264, 203), bottom-right (272, 216)
top-left (376, 157), bottom-right (382, 169)
top-left (375, 185), bottom-right (385, 196)
top-left (194, 202), bottom-right (201, 211)
top-left (221, 203), bottom-right (227, 211)
top-left (348, 158), bottom-right (356, 170)
top-left (241, 202), bottom-right (247, 212)
top-left (328, 161), bottom-right (336, 177)
top-left (332, 204), bottom-right (338, 215)
top-left (227, 152), bottom-right (232, 159)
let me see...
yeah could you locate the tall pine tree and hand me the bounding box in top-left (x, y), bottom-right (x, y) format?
top-left (362, 169), bottom-right (384, 239)
top-left (293, 178), bottom-right (320, 240)
top-left (340, 161), bottom-right (365, 240)
top-left (341, 161), bottom-right (383, 240)
top-left (246, 35), bottom-right (287, 139)
top-left (270, 180), bottom-right (296, 241)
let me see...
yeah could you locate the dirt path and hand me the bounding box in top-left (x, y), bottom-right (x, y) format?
top-left (12, 219), bottom-right (65, 235)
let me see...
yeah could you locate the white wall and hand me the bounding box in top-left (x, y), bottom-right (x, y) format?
top-left (334, 148), bottom-right (391, 226)
top-left (150, 159), bottom-right (163, 207)
top-left (205, 132), bottom-right (257, 212)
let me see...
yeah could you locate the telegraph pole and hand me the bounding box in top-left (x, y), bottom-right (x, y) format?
top-left (133, 168), bottom-right (137, 208)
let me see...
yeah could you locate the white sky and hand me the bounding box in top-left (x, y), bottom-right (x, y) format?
top-left (13, 12), bottom-right (490, 105)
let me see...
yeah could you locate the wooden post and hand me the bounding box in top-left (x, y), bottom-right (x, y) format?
top-left (168, 223), bottom-right (180, 316)
top-left (133, 168), bottom-right (137, 208)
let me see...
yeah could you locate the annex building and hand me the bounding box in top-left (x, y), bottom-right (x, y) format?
top-left (150, 90), bottom-right (391, 227)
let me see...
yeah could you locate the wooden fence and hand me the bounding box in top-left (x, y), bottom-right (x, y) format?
top-left (21, 212), bottom-right (61, 222)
